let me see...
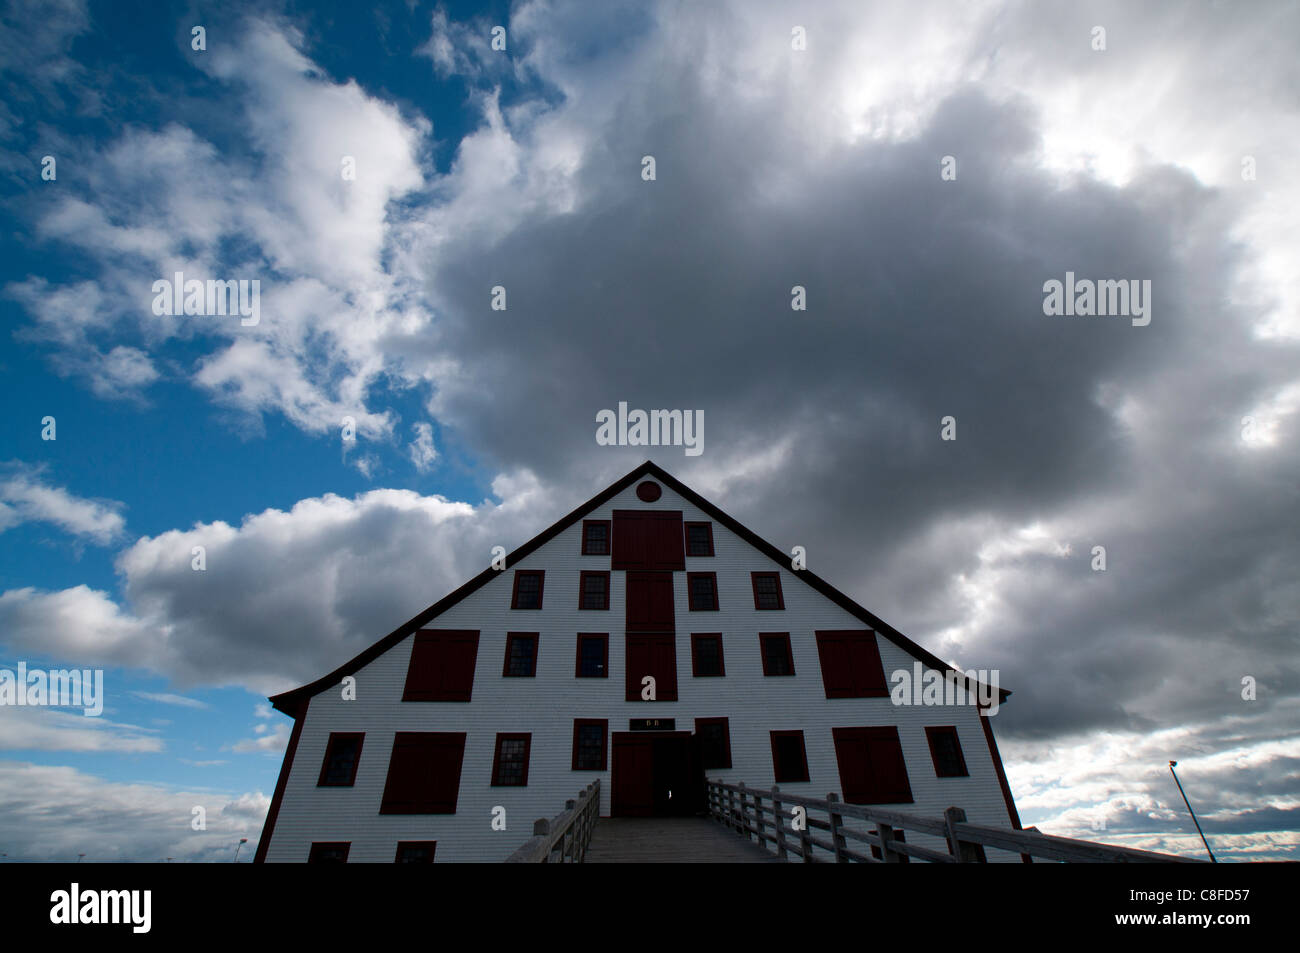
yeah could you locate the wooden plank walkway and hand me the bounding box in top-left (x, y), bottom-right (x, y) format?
top-left (584, 817), bottom-right (783, 863)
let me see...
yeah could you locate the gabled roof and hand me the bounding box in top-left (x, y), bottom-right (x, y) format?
top-left (268, 460), bottom-right (1010, 716)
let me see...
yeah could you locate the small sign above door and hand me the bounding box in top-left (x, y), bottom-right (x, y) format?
top-left (629, 718), bottom-right (676, 731)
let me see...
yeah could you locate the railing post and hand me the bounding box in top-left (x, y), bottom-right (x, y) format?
top-left (532, 818), bottom-right (551, 864)
top-left (743, 780), bottom-right (754, 842)
top-left (827, 793), bottom-right (847, 862)
top-left (944, 806), bottom-right (984, 863)
top-left (771, 785), bottom-right (788, 860)
top-left (564, 799), bottom-right (577, 862)
top-left (798, 806), bottom-right (813, 863)
top-left (877, 823), bottom-right (900, 864)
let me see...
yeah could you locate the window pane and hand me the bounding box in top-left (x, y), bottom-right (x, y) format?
top-left (576, 725), bottom-right (604, 770)
top-left (581, 574), bottom-right (607, 609)
top-left (325, 737), bottom-right (358, 784)
top-left (579, 637), bottom-right (606, 676)
top-left (496, 738), bottom-right (527, 785)
top-left (507, 637), bottom-right (535, 676)
top-left (690, 575), bottom-right (715, 609)
top-left (695, 637), bottom-right (721, 675)
top-left (763, 637), bottom-right (791, 675)
top-left (754, 575), bottom-right (781, 609)
top-left (514, 574), bottom-right (541, 608)
top-left (584, 523), bottom-right (609, 554)
top-left (686, 524), bottom-right (711, 556)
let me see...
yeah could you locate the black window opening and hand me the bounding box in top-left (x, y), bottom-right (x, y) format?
top-left (492, 734), bottom-right (531, 786)
top-left (761, 634), bottom-right (794, 676)
top-left (688, 573), bottom-right (718, 610)
top-left (685, 522), bottom-right (714, 557)
top-left (394, 842), bottom-right (436, 863)
top-left (318, 733), bottom-right (364, 787)
top-left (926, 726), bottom-right (970, 778)
top-left (511, 570), bottom-right (544, 609)
top-left (691, 634), bottom-right (724, 677)
top-left (504, 633), bottom-right (538, 677)
top-left (696, 718), bottom-right (732, 769)
top-left (577, 634), bottom-right (608, 678)
top-left (582, 520), bottom-right (610, 555)
top-left (580, 571), bottom-right (610, 610)
top-left (573, 721), bottom-right (607, 771)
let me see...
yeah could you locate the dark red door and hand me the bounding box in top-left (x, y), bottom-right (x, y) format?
top-left (625, 570), bottom-right (676, 700)
top-left (611, 733), bottom-right (655, 816)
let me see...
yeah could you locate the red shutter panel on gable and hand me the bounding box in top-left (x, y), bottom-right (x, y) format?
top-left (380, 732), bottom-right (466, 814)
top-left (815, 633), bottom-right (855, 698)
top-left (650, 635), bottom-right (677, 701)
top-left (612, 511), bottom-right (684, 570)
top-left (832, 727), bottom-right (914, 805)
top-left (867, 729), bottom-right (914, 804)
top-left (849, 632), bottom-right (889, 697)
top-left (816, 631), bottom-right (888, 699)
top-left (403, 631), bottom-right (479, 702)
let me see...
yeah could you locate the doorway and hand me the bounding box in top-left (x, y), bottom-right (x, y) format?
top-left (611, 731), bottom-right (706, 817)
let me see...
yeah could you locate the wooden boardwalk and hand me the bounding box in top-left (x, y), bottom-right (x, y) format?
top-left (584, 817), bottom-right (783, 863)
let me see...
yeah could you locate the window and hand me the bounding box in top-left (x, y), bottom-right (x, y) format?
top-left (307, 842), bottom-right (350, 863)
top-left (380, 732), bottom-right (466, 814)
top-left (317, 732), bottom-right (364, 786)
top-left (814, 631), bottom-right (888, 698)
top-left (394, 842), bottom-right (437, 863)
top-left (751, 572), bottom-right (785, 610)
top-left (760, 633), bottom-right (795, 676)
top-left (575, 633), bottom-right (608, 678)
top-left (503, 633), bottom-right (539, 677)
top-left (572, 719), bottom-right (608, 771)
top-left (582, 519), bottom-right (611, 555)
top-left (926, 726), bottom-right (969, 778)
top-left (579, 571), bottom-right (610, 610)
top-left (511, 570), bottom-right (544, 609)
top-left (770, 730), bottom-right (810, 783)
top-left (832, 726), bottom-right (914, 804)
top-left (684, 522), bottom-right (714, 557)
top-left (491, 733), bottom-right (532, 786)
top-left (690, 634), bottom-right (725, 676)
top-left (687, 572), bottom-right (718, 610)
top-left (696, 717), bottom-right (732, 769)
top-left (403, 630), bottom-right (479, 702)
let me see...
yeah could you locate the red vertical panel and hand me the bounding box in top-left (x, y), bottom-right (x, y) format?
top-left (832, 728), bottom-right (871, 801)
top-left (613, 511), bottom-right (684, 570)
top-left (652, 635), bottom-right (677, 701)
top-left (626, 571), bottom-right (674, 633)
top-left (815, 633), bottom-right (853, 697)
top-left (625, 635), bottom-right (651, 701)
top-left (850, 633), bottom-right (888, 697)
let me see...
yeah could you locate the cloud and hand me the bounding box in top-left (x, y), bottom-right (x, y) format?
top-left (0, 473), bottom-right (552, 694)
top-left (0, 466), bottom-right (126, 544)
top-left (407, 421), bottom-right (438, 472)
top-left (0, 761), bottom-right (266, 862)
top-left (129, 691), bottom-right (209, 710)
top-left (228, 721), bottom-right (291, 754)
top-left (0, 708), bottom-right (162, 753)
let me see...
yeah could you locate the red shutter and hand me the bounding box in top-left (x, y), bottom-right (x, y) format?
top-left (832, 727), bottom-right (913, 804)
top-left (815, 633), bottom-right (855, 697)
top-left (816, 630), bottom-right (888, 698)
top-left (403, 631), bottom-right (479, 701)
top-left (626, 571), bottom-right (674, 632)
top-left (380, 732), bottom-right (466, 814)
top-left (612, 511), bottom-right (684, 570)
top-left (625, 634), bottom-right (677, 701)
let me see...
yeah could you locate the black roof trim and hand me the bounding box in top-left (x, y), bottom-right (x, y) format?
top-left (269, 461), bottom-right (1009, 716)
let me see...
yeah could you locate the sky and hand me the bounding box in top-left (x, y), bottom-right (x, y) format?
top-left (0, 0), bottom-right (1296, 862)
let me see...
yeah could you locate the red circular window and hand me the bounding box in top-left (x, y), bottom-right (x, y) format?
top-left (636, 481), bottom-right (662, 502)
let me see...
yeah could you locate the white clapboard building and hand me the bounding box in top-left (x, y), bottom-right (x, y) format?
top-left (255, 461), bottom-right (1024, 863)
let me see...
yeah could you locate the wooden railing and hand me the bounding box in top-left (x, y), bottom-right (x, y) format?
top-left (504, 780), bottom-right (601, 863)
top-left (706, 779), bottom-right (1205, 864)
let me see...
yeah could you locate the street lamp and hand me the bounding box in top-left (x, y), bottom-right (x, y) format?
top-left (1169, 761), bottom-right (1217, 863)
top-left (233, 838), bottom-right (248, 863)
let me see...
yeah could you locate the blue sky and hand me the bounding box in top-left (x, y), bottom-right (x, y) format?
top-left (1, 0), bottom-right (1297, 861)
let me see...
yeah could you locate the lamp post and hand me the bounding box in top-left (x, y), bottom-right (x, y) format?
top-left (233, 838), bottom-right (248, 863)
top-left (1169, 761), bottom-right (1216, 863)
